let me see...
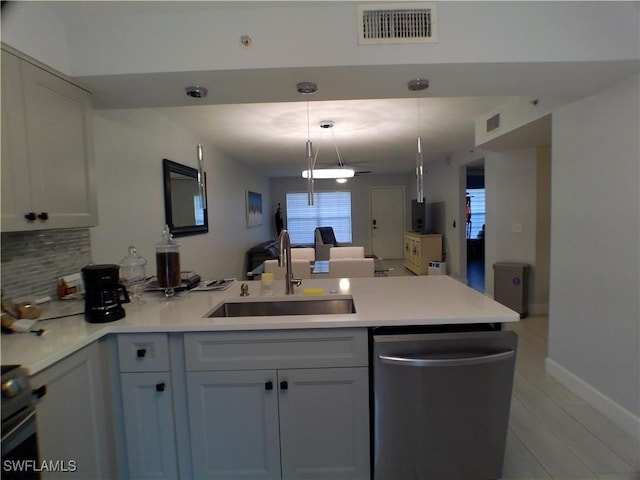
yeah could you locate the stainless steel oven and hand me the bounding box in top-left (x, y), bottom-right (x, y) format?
top-left (1, 365), bottom-right (40, 480)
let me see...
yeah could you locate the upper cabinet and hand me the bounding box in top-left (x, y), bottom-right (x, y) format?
top-left (1, 47), bottom-right (98, 232)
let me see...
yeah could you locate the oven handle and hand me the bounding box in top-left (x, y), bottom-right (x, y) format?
top-left (1, 407), bottom-right (36, 446)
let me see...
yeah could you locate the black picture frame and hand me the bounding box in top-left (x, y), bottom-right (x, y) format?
top-left (162, 158), bottom-right (208, 237)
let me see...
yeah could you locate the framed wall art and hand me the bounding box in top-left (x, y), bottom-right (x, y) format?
top-left (246, 190), bottom-right (263, 228)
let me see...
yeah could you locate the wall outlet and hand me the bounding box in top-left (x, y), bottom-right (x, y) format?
top-left (512, 223), bottom-right (522, 233)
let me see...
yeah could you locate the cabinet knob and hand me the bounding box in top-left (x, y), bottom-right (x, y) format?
top-left (265, 381), bottom-right (273, 391)
top-left (24, 212), bottom-right (37, 221)
top-left (280, 381), bottom-right (288, 390)
top-left (136, 348), bottom-right (147, 358)
top-left (37, 212), bottom-right (49, 220)
top-left (155, 382), bottom-right (165, 392)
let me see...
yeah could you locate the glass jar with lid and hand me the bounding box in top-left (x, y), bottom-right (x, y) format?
top-left (119, 245), bottom-right (147, 304)
top-left (155, 225), bottom-right (181, 297)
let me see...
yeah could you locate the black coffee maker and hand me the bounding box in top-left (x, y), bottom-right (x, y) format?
top-left (82, 264), bottom-right (130, 323)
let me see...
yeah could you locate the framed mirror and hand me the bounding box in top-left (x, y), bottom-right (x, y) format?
top-left (163, 159), bottom-right (208, 236)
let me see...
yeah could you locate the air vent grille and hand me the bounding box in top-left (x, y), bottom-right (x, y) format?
top-left (486, 113), bottom-right (501, 133)
top-left (358, 2), bottom-right (437, 45)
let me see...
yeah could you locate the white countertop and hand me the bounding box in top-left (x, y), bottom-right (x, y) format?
top-left (1, 276), bottom-right (518, 375)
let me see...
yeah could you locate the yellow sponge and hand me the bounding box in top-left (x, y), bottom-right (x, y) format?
top-left (302, 288), bottom-right (324, 295)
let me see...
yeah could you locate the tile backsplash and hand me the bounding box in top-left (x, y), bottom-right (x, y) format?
top-left (1, 228), bottom-right (92, 301)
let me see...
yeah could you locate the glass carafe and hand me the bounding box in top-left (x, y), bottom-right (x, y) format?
top-left (119, 245), bottom-right (147, 304)
top-left (155, 225), bottom-right (181, 297)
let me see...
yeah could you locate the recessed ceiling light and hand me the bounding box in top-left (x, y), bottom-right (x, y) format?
top-left (185, 86), bottom-right (208, 98)
top-left (296, 81), bottom-right (318, 95)
top-left (407, 78), bottom-right (429, 91)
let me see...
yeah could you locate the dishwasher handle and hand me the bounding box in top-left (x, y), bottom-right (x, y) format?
top-left (379, 349), bottom-right (514, 368)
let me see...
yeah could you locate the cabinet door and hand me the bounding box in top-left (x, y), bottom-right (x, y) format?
top-left (31, 342), bottom-right (113, 479)
top-left (120, 373), bottom-right (177, 479)
top-left (1, 50), bottom-right (31, 228)
top-left (186, 370), bottom-right (281, 479)
top-left (20, 60), bottom-right (97, 230)
top-left (278, 367), bottom-right (370, 480)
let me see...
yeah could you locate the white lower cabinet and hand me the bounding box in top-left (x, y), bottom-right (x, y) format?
top-left (30, 341), bottom-right (113, 479)
top-left (120, 373), bottom-right (178, 479)
top-left (184, 329), bottom-right (371, 480)
top-left (187, 369), bottom-right (282, 479)
top-left (278, 367), bottom-right (369, 479)
top-left (117, 334), bottom-right (177, 479)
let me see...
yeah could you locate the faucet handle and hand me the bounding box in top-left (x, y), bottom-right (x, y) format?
top-left (293, 277), bottom-right (303, 287)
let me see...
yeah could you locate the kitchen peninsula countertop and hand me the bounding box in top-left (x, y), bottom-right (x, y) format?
top-left (1, 276), bottom-right (518, 374)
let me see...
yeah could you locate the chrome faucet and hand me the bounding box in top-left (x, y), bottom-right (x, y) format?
top-left (278, 229), bottom-right (302, 294)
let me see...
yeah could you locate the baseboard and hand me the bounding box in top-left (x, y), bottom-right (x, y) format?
top-left (545, 358), bottom-right (640, 440)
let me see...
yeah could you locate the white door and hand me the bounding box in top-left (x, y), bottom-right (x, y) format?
top-left (370, 186), bottom-right (405, 258)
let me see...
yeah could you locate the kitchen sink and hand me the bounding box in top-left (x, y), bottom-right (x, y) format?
top-left (207, 298), bottom-right (356, 318)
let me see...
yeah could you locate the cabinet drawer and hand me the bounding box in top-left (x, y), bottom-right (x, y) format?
top-left (184, 328), bottom-right (368, 371)
top-left (118, 333), bottom-right (170, 372)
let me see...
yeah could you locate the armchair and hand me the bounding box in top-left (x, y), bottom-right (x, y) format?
top-left (314, 227), bottom-right (348, 261)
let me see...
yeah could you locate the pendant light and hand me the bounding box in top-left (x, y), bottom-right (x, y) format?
top-left (408, 78), bottom-right (429, 204)
top-left (301, 121), bottom-right (355, 180)
top-left (297, 82), bottom-right (318, 206)
top-left (196, 144), bottom-right (207, 209)
top-left (305, 103), bottom-right (315, 205)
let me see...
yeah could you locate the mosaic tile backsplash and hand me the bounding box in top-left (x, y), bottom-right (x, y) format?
top-left (1, 228), bottom-right (92, 301)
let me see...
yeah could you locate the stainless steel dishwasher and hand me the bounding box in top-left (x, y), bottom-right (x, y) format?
top-left (372, 327), bottom-right (518, 480)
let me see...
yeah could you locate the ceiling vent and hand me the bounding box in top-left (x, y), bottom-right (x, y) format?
top-left (486, 113), bottom-right (501, 134)
top-left (357, 2), bottom-right (437, 45)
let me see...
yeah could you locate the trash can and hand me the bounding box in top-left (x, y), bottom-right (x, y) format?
top-left (493, 262), bottom-right (530, 318)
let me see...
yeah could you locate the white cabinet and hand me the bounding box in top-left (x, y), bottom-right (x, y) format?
top-left (403, 232), bottom-right (443, 275)
top-left (184, 329), bottom-right (370, 480)
top-left (187, 369), bottom-right (282, 479)
top-left (30, 341), bottom-right (113, 479)
top-left (117, 334), bottom-right (177, 479)
top-left (1, 47), bottom-right (97, 232)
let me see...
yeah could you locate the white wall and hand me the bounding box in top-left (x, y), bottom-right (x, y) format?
top-left (91, 109), bottom-right (271, 280)
top-left (484, 148), bottom-right (538, 297)
top-left (423, 150), bottom-right (475, 280)
top-left (3, 2), bottom-right (637, 78)
top-left (548, 75), bottom-right (640, 427)
top-left (270, 174), bottom-right (414, 255)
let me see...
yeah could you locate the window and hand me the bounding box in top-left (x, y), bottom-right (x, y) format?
top-left (286, 191), bottom-right (352, 245)
top-left (466, 188), bottom-right (485, 239)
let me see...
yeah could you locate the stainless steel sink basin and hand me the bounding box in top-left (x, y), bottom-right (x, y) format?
top-left (207, 298), bottom-right (356, 318)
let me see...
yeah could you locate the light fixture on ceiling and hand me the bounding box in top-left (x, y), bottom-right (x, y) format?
top-left (196, 144), bottom-right (207, 209)
top-left (297, 82), bottom-right (319, 205)
top-left (301, 121), bottom-right (355, 181)
top-left (407, 78), bottom-right (429, 92)
top-left (409, 79), bottom-right (428, 204)
top-left (296, 81), bottom-right (318, 95)
top-left (185, 85), bottom-right (208, 98)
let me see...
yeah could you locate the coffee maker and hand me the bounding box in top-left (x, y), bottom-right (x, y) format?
top-left (81, 264), bottom-right (130, 323)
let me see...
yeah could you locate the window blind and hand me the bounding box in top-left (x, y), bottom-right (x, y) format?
top-left (467, 188), bottom-right (485, 239)
top-left (286, 191), bottom-right (352, 245)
